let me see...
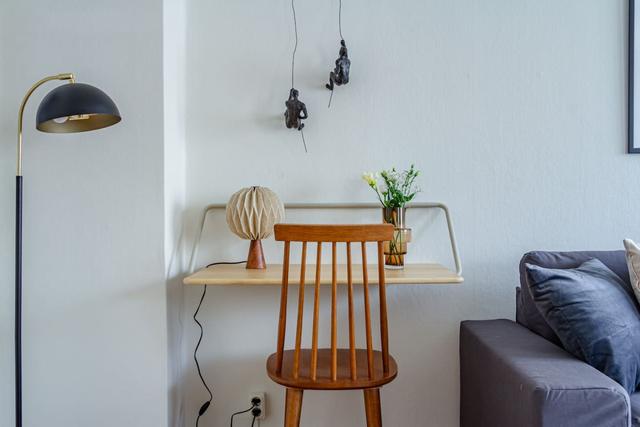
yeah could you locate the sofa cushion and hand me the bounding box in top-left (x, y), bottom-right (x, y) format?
top-left (518, 250), bottom-right (630, 344)
top-left (631, 392), bottom-right (640, 427)
top-left (526, 258), bottom-right (640, 394)
top-left (624, 239), bottom-right (640, 305)
top-left (461, 320), bottom-right (631, 427)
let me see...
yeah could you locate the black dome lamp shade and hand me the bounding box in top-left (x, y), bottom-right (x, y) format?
top-left (36, 82), bottom-right (121, 133)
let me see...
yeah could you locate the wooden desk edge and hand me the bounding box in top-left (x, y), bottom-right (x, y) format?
top-left (183, 278), bottom-right (464, 286)
top-left (183, 263), bottom-right (464, 286)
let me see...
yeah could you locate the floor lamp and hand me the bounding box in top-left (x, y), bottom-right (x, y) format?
top-left (14, 73), bottom-right (121, 427)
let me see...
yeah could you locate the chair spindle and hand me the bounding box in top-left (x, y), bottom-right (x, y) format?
top-left (310, 242), bottom-right (322, 380)
top-left (331, 242), bottom-right (338, 381)
top-left (361, 242), bottom-right (375, 379)
top-left (346, 242), bottom-right (357, 380)
top-left (276, 241), bottom-right (291, 374)
top-left (377, 241), bottom-right (390, 374)
top-left (293, 242), bottom-right (307, 378)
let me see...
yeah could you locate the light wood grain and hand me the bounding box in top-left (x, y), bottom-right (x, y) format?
top-left (346, 242), bottom-right (357, 381)
top-left (267, 349), bottom-right (397, 390)
top-left (311, 243), bottom-right (322, 381)
top-left (331, 242), bottom-right (338, 381)
top-left (293, 242), bottom-right (307, 379)
top-left (275, 223), bottom-right (393, 242)
top-left (184, 262), bottom-right (463, 286)
top-left (284, 388), bottom-right (303, 427)
top-left (377, 241), bottom-right (389, 374)
top-left (363, 388), bottom-right (382, 427)
top-left (362, 242), bottom-right (374, 379)
top-left (275, 241), bottom-right (291, 374)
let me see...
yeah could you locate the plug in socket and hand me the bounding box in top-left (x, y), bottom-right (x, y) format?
top-left (249, 392), bottom-right (266, 420)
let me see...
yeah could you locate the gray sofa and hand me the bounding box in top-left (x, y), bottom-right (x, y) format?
top-left (460, 250), bottom-right (640, 427)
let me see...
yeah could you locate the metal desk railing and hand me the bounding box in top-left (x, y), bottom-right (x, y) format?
top-left (188, 202), bottom-right (462, 277)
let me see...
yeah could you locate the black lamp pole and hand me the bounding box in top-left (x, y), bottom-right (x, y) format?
top-left (15, 175), bottom-right (22, 427)
top-left (14, 74), bottom-right (121, 427)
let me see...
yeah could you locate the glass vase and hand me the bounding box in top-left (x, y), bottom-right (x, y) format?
top-left (382, 207), bottom-right (411, 269)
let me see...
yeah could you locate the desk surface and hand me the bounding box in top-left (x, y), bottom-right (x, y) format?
top-left (183, 263), bottom-right (463, 286)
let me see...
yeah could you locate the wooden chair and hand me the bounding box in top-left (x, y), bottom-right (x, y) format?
top-left (266, 224), bottom-right (398, 427)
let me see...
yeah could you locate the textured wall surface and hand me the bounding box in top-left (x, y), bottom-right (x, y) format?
top-left (0, 1), bottom-right (168, 426)
top-left (0, 1), bottom-right (635, 426)
top-left (164, 0), bottom-right (188, 424)
top-left (181, 1), bottom-right (636, 426)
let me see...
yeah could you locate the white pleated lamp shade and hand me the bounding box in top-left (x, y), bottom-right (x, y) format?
top-left (226, 186), bottom-right (285, 241)
top-left (226, 186), bottom-right (285, 269)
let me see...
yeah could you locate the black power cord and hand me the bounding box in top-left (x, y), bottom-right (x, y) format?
top-left (194, 260), bottom-right (247, 427)
top-left (230, 403), bottom-right (259, 427)
top-left (251, 406), bottom-right (261, 426)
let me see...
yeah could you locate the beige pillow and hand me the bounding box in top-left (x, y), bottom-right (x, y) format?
top-left (623, 238), bottom-right (640, 304)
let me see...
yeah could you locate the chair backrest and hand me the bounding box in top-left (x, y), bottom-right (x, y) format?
top-left (273, 223), bottom-right (394, 382)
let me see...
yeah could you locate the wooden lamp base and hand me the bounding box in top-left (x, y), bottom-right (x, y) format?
top-left (247, 239), bottom-right (266, 269)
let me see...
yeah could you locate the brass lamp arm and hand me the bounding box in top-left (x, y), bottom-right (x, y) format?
top-left (17, 73), bottom-right (75, 176)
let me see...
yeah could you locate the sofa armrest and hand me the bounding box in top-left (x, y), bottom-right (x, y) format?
top-left (460, 319), bottom-right (630, 427)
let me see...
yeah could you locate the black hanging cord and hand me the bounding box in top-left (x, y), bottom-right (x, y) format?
top-left (300, 129), bottom-right (308, 153)
top-left (229, 405), bottom-right (256, 427)
top-left (194, 260), bottom-right (247, 427)
top-left (290, 0), bottom-right (308, 153)
top-left (251, 415), bottom-right (258, 427)
top-left (328, 0), bottom-right (344, 109)
top-left (339, 0), bottom-right (344, 40)
top-left (291, 0), bottom-right (298, 88)
top-left (205, 260), bottom-right (249, 268)
top-left (194, 285), bottom-right (211, 427)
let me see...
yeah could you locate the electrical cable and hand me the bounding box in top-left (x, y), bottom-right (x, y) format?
top-left (300, 128), bottom-right (308, 153)
top-left (229, 405), bottom-right (255, 427)
top-left (194, 285), bottom-right (211, 427)
top-left (291, 0), bottom-right (298, 88)
top-left (290, 0), bottom-right (308, 153)
top-left (206, 260), bottom-right (249, 268)
top-left (328, 0), bottom-right (344, 109)
top-left (194, 260), bottom-right (247, 427)
top-left (251, 415), bottom-right (257, 427)
top-left (339, 0), bottom-right (344, 40)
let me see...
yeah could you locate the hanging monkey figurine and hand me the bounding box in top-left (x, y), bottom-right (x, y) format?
top-left (326, 39), bottom-right (350, 91)
top-left (284, 88), bottom-right (308, 131)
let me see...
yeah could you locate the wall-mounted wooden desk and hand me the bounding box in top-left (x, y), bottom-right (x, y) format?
top-left (183, 263), bottom-right (463, 286)
top-left (186, 202), bottom-right (463, 285)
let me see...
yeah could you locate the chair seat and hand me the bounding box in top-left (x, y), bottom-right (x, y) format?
top-left (266, 348), bottom-right (398, 390)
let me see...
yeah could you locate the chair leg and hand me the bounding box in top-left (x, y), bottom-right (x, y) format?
top-left (284, 388), bottom-right (304, 427)
top-left (363, 388), bottom-right (382, 427)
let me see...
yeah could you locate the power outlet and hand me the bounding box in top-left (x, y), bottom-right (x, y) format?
top-left (249, 392), bottom-right (266, 420)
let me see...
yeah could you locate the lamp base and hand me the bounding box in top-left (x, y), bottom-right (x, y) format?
top-left (247, 240), bottom-right (266, 269)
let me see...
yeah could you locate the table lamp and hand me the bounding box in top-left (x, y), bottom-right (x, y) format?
top-left (13, 73), bottom-right (121, 427)
top-left (226, 186), bottom-right (285, 269)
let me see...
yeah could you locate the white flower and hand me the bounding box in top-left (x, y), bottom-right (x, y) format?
top-left (362, 172), bottom-right (377, 187)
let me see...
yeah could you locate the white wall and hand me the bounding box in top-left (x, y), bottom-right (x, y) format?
top-left (181, 0), bottom-right (638, 426)
top-left (0, 1), bottom-right (635, 426)
top-left (0, 1), bottom-right (168, 426)
top-left (164, 0), bottom-right (188, 424)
